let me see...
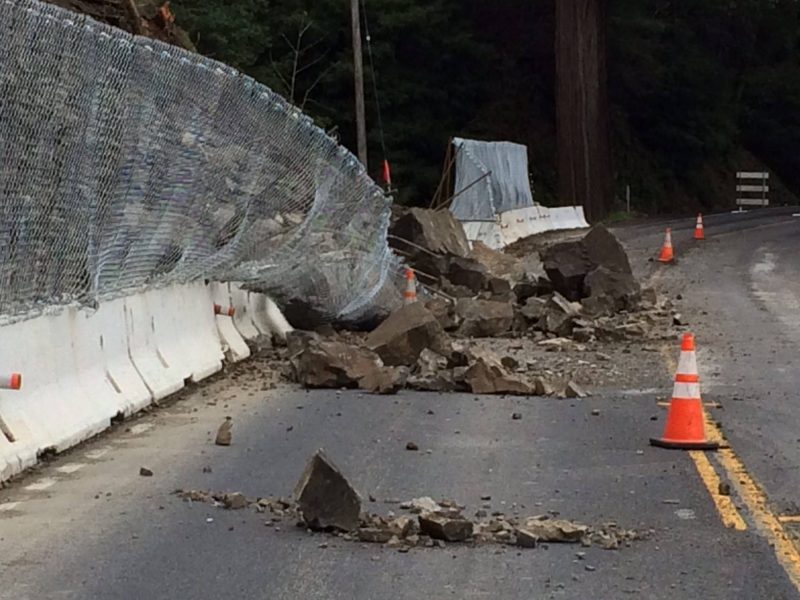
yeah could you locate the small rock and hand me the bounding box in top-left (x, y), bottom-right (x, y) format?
top-left (565, 381), bottom-right (588, 399)
top-left (221, 492), bottom-right (248, 510)
top-left (516, 528), bottom-right (538, 548)
top-left (419, 512), bottom-right (473, 542)
top-left (139, 467), bottom-right (153, 477)
top-left (718, 482), bottom-right (731, 496)
top-left (512, 413), bottom-right (522, 420)
top-left (215, 417), bottom-right (233, 446)
top-left (590, 409), bottom-right (600, 416)
top-left (400, 497), bottom-right (442, 514)
top-left (406, 442), bottom-right (419, 451)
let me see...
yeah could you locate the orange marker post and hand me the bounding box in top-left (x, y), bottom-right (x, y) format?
top-left (0, 373), bottom-right (22, 390)
top-left (213, 304), bottom-right (235, 317)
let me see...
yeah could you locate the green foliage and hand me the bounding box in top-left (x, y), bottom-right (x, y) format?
top-left (171, 0), bottom-right (800, 212)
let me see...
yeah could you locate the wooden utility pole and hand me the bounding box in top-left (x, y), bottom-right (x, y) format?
top-left (351, 0), bottom-right (368, 169)
top-left (555, 0), bottom-right (612, 223)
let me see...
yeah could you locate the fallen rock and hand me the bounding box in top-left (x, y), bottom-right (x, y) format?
top-left (583, 266), bottom-right (640, 312)
top-left (419, 512), bottom-right (474, 542)
top-left (488, 277), bottom-right (513, 301)
top-left (424, 298), bottom-right (461, 331)
top-left (400, 497), bottom-right (442, 514)
top-left (464, 348), bottom-right (535, 395)
top-left (446, 256), bottom-right (491, 293)
top-left (358, 366), bottom-right (409, 394)
top-left (294, 450), bottom-right (361, 532)
top-left (215, 417), bottom-right (233, 446)
top-left (513, 280), bottom-right (540, 305)
top-left (406, 371), bottom-right (456, 392)
top-left (541, 225), bottom-right (633, 301)
top-left (358, 527), bottom-right (394, 544)
top-left (406, 442), bottom-right (419, 451)
top-left (533, 377), bottom-right (556, 396)
top-left (366, 303), bottom-right (451, 367)
top-left (583, 224), bottom-right (632, 275)
top-left (139, 467), bottom-right (153, 477)
top-left (417, 348), bottom-right (449, 375)
top-left (539, 292), bottom-right (580, 336)
top-left (469, 241), bottom-right (525, 283)
top-left (456, 299), bottom-right (514, 337)
top-left (565, 381), bottom-right (589, 398)
top-left (516, 528), bottom-right (538, 548)
top-left (541, 240), bottom-right (587, 301)
top-left (520, 297), bottom-right (547, 322)
top-left (221, 492), bottom-right (249, 510)
top-left (389, 208), bottom-right (471, 258)
top-left (521, 518), bottom-right (588, 543)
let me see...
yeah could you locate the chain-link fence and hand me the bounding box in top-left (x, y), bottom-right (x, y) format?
top-left (0, 0), bottom-right (400, 326)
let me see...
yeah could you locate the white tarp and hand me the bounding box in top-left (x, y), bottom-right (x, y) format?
top-left (449, 138), bottom-right (535, 221)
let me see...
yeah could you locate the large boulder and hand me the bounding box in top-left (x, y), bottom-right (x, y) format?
top-left (541, 225), bottom-right (633, 302)
top-left (289, 333), bottom-right (383, 388)
top-left (288, 332), bottom-right (405, 393)
top-left (366, 303), bottom-right (451, 367)
top-left (446, 256), bottom-right (490, 293)
top-left (583, 225), bottom-right (632, 275)
top-left (583, 266), bottom-right (640, 314)
top-left (294, 450), bottom-right (361, 532)
top-left (389, 207), bottom-right (471, 258)
top-left (456, 299), bottom-right (514, 337)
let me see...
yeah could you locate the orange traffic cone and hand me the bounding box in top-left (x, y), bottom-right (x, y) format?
top-left (658, 228), bottom-right (674, 263)
top-left (651, 333), bottom-right (718, 450)
top-left (403, 268), bottom-right (417, 304)
top-left (694, 214), bottom-right (705, 240)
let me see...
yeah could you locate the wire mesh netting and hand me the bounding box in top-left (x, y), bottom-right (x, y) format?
top-left (0, 0), bottom-right (401, 325)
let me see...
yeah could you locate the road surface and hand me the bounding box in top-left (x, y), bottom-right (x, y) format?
top-left (1, 209), bottom-right (799, 599)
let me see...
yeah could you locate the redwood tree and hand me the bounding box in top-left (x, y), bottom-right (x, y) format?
top-left (555, 0), bottom-right (613, 222)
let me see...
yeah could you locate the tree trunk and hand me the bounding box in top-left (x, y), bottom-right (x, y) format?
top-left (555, 0), bottom-right (612, 223)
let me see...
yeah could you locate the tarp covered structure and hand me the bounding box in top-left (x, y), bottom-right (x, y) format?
top-left (450, 138), bottom-right (535, 221)
top-left (448, 137), bottom-right (589, 249)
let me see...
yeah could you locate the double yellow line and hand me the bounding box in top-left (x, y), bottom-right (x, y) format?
top-left (660, 344), bottom-right (800, 589)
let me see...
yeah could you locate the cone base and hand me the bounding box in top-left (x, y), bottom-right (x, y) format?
top-left (658, 257), bottom-right (674, 264)
top-left (650, 437), bottom-right (719, 450)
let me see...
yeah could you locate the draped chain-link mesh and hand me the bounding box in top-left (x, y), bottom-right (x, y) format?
top-left (0, 0), bottom-right (401, 325)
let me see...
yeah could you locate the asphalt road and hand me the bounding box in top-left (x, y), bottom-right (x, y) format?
top-left (1, 209), bottom-right (799, 600)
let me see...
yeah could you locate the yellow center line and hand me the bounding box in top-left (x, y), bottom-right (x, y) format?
top-left (779, 516), bottom-right (800, 524)
top-left (688, 450), bottom-right (747, 530)
top-left (659, 342), bottom-right (800, 590)
top-left (658, 345), bottom-right (745, 529)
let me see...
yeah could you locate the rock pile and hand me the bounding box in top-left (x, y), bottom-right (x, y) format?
top-left (176, 450), bottom-right (644, 552)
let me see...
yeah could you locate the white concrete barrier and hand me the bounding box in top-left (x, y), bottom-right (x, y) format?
top-left (0, 311), bottom-right (114, 465)
top-left (210, 282), bottom-right (250, 362)
top-left (459, 205), bottom-right (589, 249)
top-left (0, 281), bottom-right (296, 483)
top-left (229, 285), bottom-right (262, 341)
top-left (72, 297), bottom-right (152, 417)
